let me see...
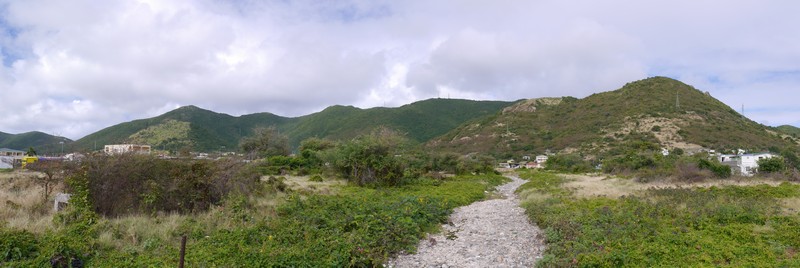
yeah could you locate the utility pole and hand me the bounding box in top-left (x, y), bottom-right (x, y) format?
top-left (675, 90), bottom-right (680, 110)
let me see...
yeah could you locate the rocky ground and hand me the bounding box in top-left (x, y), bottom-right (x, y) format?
top-left (387, 176), bottom-right (545, 267)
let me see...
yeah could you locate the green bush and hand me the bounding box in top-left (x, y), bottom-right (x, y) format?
top-left (544, 154), bottom-right (593, 173)
top-left (0, 229), bottom-right (38, 262)
top-left (698, 158), bottom-right (732, 178)
top-left (77, 155), bottom-right (262, 217)
top-left (758, 156), bottom-right (786, 174)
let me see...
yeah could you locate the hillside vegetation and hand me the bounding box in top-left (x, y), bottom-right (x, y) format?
top-left (777, 125), bottom-right (800, 137)
top-left (430, 77), bottom-right (798, 158)
top-left (0, 131), bottom-right (71, 154)
top-left (68, 99), bottom-right (513, 152)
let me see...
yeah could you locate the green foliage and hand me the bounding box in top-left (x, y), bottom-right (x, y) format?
top-left (239, 126), bottom-right (290, 159)
top-left (1, 229), bottom-right (38, 262)
top-left (520, 174), bottom-right (800, 267)
top-left (758, 156), bottom-right (786, 174)
top-left (697, 158), bottom-right (732, 178)
top-left (324, 128), bottom-right (412, 186)
top-left (544, 154), bottom-right (593, 173)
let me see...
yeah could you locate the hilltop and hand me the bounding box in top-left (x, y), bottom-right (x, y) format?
top-left (429, 77), bottom-right (799, 158)
top-left (69, 99), bottom-right (514, 152)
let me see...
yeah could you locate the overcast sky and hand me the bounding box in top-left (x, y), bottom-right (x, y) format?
top-left (1, 0), bottom-right (798, 140)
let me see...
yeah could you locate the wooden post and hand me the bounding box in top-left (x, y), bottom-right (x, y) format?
top-left (179, 235), bottom-right (187, 268)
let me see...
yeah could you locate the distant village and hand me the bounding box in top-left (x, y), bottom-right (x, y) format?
top-left (497, 147), bottom-right (777, 177)
top-left (1, 142), bottom-right (780, 178)
top-left (0, 143), bottom-right (241, 170)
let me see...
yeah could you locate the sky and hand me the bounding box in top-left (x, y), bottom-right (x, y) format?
top-left (0, 0), bottom-right (798, 140)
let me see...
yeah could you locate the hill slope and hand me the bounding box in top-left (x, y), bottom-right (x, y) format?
top-left (0, 131), bottom-right (72, 154)
top-left (776, 125), bottom-right (800, 137)
top-left (71, 106), bottom-right (288, 152)
top-left (429, 77), bottom-right (798, 158)
top-left (71, 99), bottom-right (515, 152)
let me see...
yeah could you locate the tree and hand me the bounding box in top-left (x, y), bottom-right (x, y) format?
top-left (239, 126), bottom-right (290, 159)
top-left (27, 160), bottom-right (66, 203)
top-left (325, 127), bottom-right (410, 186)
top-left (26, 147), bottom-right (37, 156)
top-left (298, 137), bottom-right (336, 167)
top-left (758, 156), bottom-right (786, 174)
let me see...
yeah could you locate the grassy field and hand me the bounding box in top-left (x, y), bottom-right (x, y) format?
top-left (516, 169), bottom-right (800, 267)
top-left (0, 170), bottom-right (507, 266)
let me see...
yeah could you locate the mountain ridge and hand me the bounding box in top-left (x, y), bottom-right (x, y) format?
top-left (428, 76), bottom-right (799, 158)
top-left (67, 98), bottom-right (515, 152)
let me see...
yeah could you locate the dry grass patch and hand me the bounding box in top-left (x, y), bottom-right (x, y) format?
top-left (0, 170), bottom-right (62, 233)
top-left (781, 197), bottom-right (800, 215)
top-left (279, 175), bottom-right (345, 195)
top-left (563, 173), bottom-right (798, 198)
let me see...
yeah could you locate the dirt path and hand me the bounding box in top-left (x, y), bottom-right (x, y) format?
top-left (387, 176), bottom-right (545, 267)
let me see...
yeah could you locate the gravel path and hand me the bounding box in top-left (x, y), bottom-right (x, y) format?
top-left (387, 176), bottom-right (545, 268)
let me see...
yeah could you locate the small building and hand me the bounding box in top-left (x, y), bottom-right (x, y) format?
top-left (104, 144), bottom-right (151, 155)
top-left (535, 155), bottom-right (548, 164)
top-left (718, 152), bottom-right (776, 176)
top-left (0, 148), bottom-right (25, 159)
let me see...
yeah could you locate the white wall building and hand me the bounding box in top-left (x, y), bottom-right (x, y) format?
top-left (718, 152), bottom-right (776, 176)
top-left (104, 144), bottom-right (151, 155)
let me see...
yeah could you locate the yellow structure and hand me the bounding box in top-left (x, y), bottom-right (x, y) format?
top-left (21, 156), bottom-right (38, 168)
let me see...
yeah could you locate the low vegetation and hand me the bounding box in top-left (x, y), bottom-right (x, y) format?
top-left (0, 128), bottom-right (506, 266)
top-left (517, 169), bottom-right (800, 267)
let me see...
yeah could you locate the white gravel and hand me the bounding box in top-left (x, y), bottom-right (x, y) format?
top-left (387, 176), bottom-right (545, 268)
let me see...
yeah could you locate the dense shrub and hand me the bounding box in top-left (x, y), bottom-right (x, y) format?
top-left (0, 229), bottom-right (38, 262)
top-left (77, 154), bottom-right (262, 217)
top-left (323, 128), bottom-right (412, 186)
top-left (758, 156), bottom-right (786, 174)
top-left (544, 154), bottom-right (594, 173)
top-left (697, 158), bottom-right (732, 178)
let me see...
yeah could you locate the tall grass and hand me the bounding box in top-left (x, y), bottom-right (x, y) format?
top-left (0, 171), bottom-right (61, 233)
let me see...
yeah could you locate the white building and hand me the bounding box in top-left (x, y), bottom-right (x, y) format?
top-left (0, 148), bottom-right (25, 159)
top-left (535, 155), bottom-right (549, 164)
top-left (718, 152), bottom-right (776, 176)
top-left (104, 144), bottom-right (151, 155)
top-left (0, 148), bottom-right (25, 169)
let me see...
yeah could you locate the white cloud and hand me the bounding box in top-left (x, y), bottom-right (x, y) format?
top-left (0, 0), bottom-right (798, 140)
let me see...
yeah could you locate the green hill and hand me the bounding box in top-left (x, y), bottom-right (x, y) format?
top-left (429, 77), bottom-right (798, 158)
top-left (0, 131), bottom-right (72, 154)
top-left (776, 125), bottom-right (800, 137)
top-left (70, 99), bottom-right (515, 152)
top-left (283, 98), bottom-right (514, 146)
top-left (70, 106), bottom-right (288, 152)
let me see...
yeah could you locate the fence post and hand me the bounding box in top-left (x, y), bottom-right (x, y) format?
top-left (179, 235), bottom-right (187, 268)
